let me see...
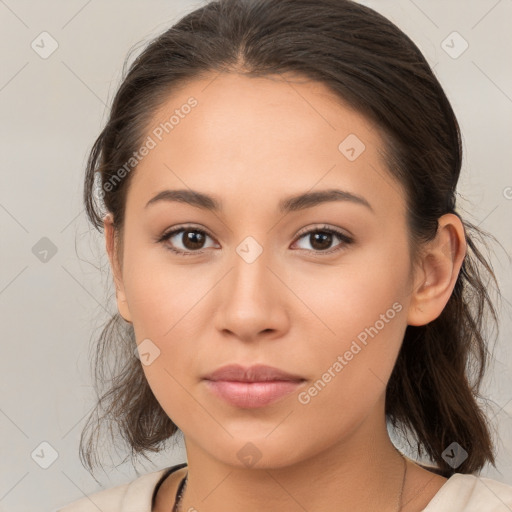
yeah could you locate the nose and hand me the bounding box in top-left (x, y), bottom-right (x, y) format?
top-left (213, 243), bottom-right (290, 342)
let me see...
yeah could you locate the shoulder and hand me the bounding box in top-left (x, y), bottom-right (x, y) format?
top-left (54, 467), bottom-right (172, 512)
top-left (423, 473), bottom-right (512, 512)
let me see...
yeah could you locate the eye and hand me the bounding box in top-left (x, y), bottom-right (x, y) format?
top-left (157, 225), bottom-right (218, 256)
top-left (156, 224), bottom-right (353, 257)
top-left (292, 225), bottom-right (353, 254)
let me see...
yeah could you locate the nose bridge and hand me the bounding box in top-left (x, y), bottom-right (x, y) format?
top-left (215, 234), bottom-right (287, 337)
top-left (229, 235), bottom-right (273, 306)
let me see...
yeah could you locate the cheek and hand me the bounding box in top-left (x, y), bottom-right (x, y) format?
top-left (291, 239), bottom-right (411, 342)
top-left (121, 243), bottom-right (212, 421)
top-left (121, 239), bottom-right (209, 335)
top-left (289, 241), bottom-right (411, 400)
top-left (290, 291), bottom-right (407, 435)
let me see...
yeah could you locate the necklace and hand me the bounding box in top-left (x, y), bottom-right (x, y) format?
top-left (172, 452), bottom-right (407, 511)
top-left (172, 471), bottom-right (187, 512)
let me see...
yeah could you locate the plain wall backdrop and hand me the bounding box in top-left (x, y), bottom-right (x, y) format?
top-left (0, 1), bottom-right (511, 511)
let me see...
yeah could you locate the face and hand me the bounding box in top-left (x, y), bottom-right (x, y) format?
top-left (108, 72), bottom-right (420, 468)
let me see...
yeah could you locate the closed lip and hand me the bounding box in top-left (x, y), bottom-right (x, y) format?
top-left (202, 364), bottom-right (305, 383)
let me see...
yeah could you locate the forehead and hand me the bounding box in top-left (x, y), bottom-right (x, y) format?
top-left (126, 72), bottom-right (405, 219)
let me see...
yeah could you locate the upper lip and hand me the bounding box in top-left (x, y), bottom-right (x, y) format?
top-left (203, 364), bottom-right (305, 382)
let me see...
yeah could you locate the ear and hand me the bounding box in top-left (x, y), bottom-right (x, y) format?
top-left (407, 213), bottom-right (467, 326)
top-left (104, 213), bottom-right (133, 324)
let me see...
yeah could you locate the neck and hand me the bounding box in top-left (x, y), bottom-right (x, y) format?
top-left (177, 401), bottom-right (408, 512)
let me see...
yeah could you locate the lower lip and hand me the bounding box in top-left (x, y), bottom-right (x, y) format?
top-left (204, 379), bottom-right (305, 408)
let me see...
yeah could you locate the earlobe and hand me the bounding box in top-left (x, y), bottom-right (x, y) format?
top-left (103, 213), bottom-right (133, 324)
top-left (407, 213), bottom-right (467, 326)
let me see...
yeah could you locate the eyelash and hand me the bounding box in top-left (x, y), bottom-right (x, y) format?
top-left (156, 224), bottom-right (354, 257)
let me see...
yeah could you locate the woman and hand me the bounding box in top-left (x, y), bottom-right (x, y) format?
top-left (57, 0), bottom-right (512, 510)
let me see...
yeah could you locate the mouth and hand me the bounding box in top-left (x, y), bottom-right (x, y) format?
top-left (202, 363), bottom-right (306, 408)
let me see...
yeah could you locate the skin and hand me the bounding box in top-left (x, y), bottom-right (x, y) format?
top-left (104, 72), bottom-right (466, 512)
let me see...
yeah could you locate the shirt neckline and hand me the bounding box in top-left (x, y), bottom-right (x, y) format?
top-left (151, 462), bottom-right (188, 511)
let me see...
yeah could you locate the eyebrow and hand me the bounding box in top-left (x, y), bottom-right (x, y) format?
top-left (144, 188), bottom-right (374, 214)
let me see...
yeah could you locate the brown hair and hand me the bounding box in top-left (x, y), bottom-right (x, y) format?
top-left (80, 0), bottom-right (502, 477)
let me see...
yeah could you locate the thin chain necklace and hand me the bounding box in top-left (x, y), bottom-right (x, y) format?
top-left (172, 452), bottom-right (407, 512)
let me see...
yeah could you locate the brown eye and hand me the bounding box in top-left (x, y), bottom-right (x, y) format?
top-left (158, 227), bottom-right (217, 255)
top-left (293, 226), bottom-right (353, 254)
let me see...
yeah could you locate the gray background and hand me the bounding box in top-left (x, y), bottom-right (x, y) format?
top-left (0, 1), bottom-right (511, 511)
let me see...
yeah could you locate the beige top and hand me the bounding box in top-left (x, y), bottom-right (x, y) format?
top-left (55, 464), bottom-right (512, 512)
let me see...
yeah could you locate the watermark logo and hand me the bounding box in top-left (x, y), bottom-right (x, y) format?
top-left (31, 31), bottom-right (59, 59)
top-left (32, 237), bottom-right (58, 263)
top-left (236, 236), bottom-right (264, 264)
top-left (237, 442), bottom-right (263, 467)
top-left (442, 442), bottom-right (468, 468)
top-left (441, 31), bottom-right (469, 59)
top-left (31, 441), bottom-right (59, 469)
top-left (338, 133), bottom-right (366, 161)
top-left (134, 338), bottom-right (161, 366)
